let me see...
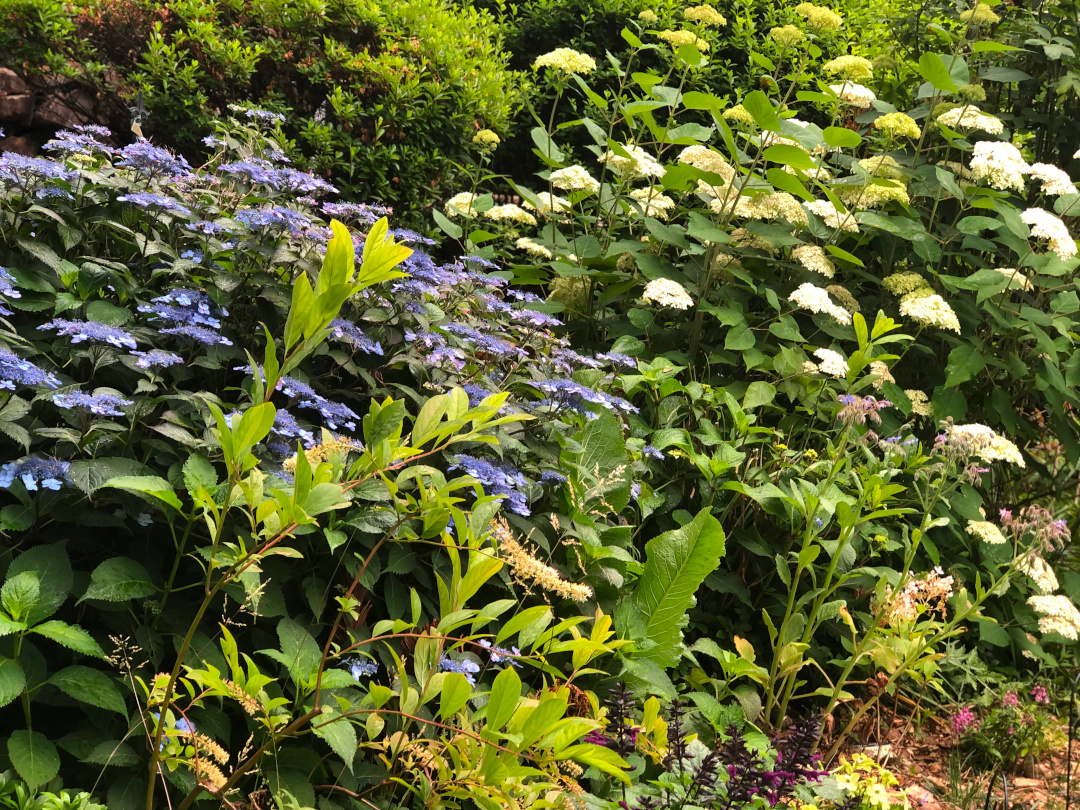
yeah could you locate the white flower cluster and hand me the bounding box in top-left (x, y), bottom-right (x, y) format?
top-left (483, 204), bottom-right (537, 226)
top-left (946, 423), bottom-right (1026, 467)
top-left (1021, 207), bottom-right (1078, 260)
top-left (444, 192), bottom-right (479, 217)
top-left (993, 267), bottom-right (1033, 291)
top-left (515, 237), bottom-right (553, 259)
top-left (966, 520), bottom-right (1007, 545)
top-left (533, 48), bottom-right (597, 74)
top-left (1028, 162), bottom-right (1078, 196)
top-left (804, 199), bottom-right (860, 232)
top-left (550, 165), bottom-right (601, 193)
top-left (829, 82), bottom-right (876, 108)
top-left (868, 360), bottom-right (895, 389)
top-left (628, 188), bottom-right (676, 220)
top-left (813, 347), bottom-right (849, 377)
top-left (898, 290), bottom-right (961, 333)
top-left (678, 145), bottom-right (736, 183)
top-left (789, 283), bottom-right (852, 325)
top-left (906, 389), bottom-right (933, 419)
top-left (642, 278), bottom-right (694, 309)
top-left (878, 567), bottom-right (954, 626)
top-left (882, 271), bottom-right (929, 296)
top-left (792, 245), bottom-right (836, 278)
top-left (599, 145), bottom-right (666, 180)
top-left (1028, 594), bottom-right (1080, 640)
top-left (523, 192), bottom-right (571, 214)
top-left (936, 106), bottom-right (1004, 134)
top-left (968, 141), bottom-right (1029, 193)
top-left (1016, 551), bottom-right (1059, 594)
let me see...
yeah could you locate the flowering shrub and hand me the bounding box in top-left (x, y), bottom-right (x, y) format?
top-left (954, 684), bottom-right (1064, 771)
top-left (433, 0), bottom-right (1080, 750)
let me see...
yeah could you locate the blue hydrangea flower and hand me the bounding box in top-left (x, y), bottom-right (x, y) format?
top-left (444, 324), bottom-right (527, 360)
top-left (39, 319), bottom-right (138, 349)
top-left (478, 639), bottom-right (522, 667)
top-left (234, 206), bottom-right (311, 236)
top-left (540, 470), bottom-right (567, 485)
top-left (329, 320), bottom-right (383, 355)
top-left (43, 127), bottom-right (115, 156)
top-left (534, 379), bottom-right (638, 417)
top-left (0, 153), bottom-right (79, 185)
top-left (277, 377), bottom-right (359, 432)
top-left (202, 135), bottom-right (226, 148)
top-left (0, 348), bottom-right (61, 389)
top-left (54, 391), bottom-right (133, 417)
top-left (552, 347), bottom-right (603, 372)
top-left (116, 192), bottom-right (192, 217)
top-left (160, 325), bottom-right (233, 346)
top-left (185, 220), bottom-right (236, 237)
top-left (272, 168), bottom-right (337, 195)
top-left (277, 376), bottom-right (318, 400)
top-left (438, 656), bottom-right (481, 685)
top-left (136, 512), bottom-right (153, 526)
top-left (321, 202), bottom-right (392, 224)
top-left (596, 352), bottom-right (637, 369)
top-left (642, 445), bottom-right (664, 461)
top-left (0, 457), bottom-right (73, 491)
top-left (244, 107), bottom-right (286, 124)
top-left (509, 307), bottom-right (563, 328)
top-left (449, 454), bottom-right (530, 516)
top-left (140, 289), bottom-right (227, 329)
top-left (129, 349), bottom-right (184, 369)
top-left (344, 658), bottom-right (379, 680)
top-left (220, 160), bottom-right (278, 185)
top-left (272, 409), bottom-right (316, 449)
top-left (34, 186), bottom-right (74, 201)
top-left (116, 139), bottom-right (192, 178)
top-left (390, 228), bottom-right (436, 246)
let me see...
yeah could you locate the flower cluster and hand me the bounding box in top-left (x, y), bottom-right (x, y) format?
top-left (683, 5), bottom-right (727, 25)
top-left (877, 566), bottom-right (955, 626)
top-left (1028, 594), bottom-right (1080, 640)
top-left (449, 455), bottom-right (530, 516)
top-left (1021, 207), bottom-right (1077, 260)
top-left (789, 283), bottom-right (852, 325)
top-left (598, 145), bottom-right (665, 180)
top-left (490, 517), bottom-right (593, 601)
top-left (942, 423), bottom-right (1025, 467)
top-left (0, 457), bottom-right (73, 491)
top-left (39, 320), bottom-right (138, 349)
top-left (533, 48), bottom-right (597, 74)
top-left (642, 278), bottom-right (693, 309)
top-left (873, 112), bottom-right (921, 139)
top-left (936, 106), bottom-right (1004, 134)
top-left (54, 391), bottom-right (134, 417)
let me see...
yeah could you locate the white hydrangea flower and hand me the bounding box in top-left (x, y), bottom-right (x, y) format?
top-left (993, 267), bottom-right (1033, 291)
top-left (898, 290), bottom-right (961, 333)
top-left (1028, 594), bottom-right (1080, 640)
top-left (523, 192), bottom-right (571, 214)
top-left (642, 278), bottom-right (694, 309)
top-left (550, 165), bottom-right (601, 194)
top-left (678, 145), bottom-right (736, 183)
top-left (1028, 163), bottom-right (1078, 196)
top-left (966, 520), bottom-right (1007, 545)
top-left (969, 141), bottom-right (1029, 193)
top-left (445, 192), bottom-right (479, 218)
top-left (804, 199), bottom-right (860, 232)
top-left (868, 360), bottom-right (895, 389)
top-left (828, 82), bottom-right (876, 108)
top-left (905, 389), bottom-right (933, 419)
top-left (789, 282), bottom-right (852, 324)
top-left (483, 204), bottom-right (538, 226)
top-left (1021, 207), bottom-right (1077, 260)
top-left (882, 272), bottom-right (930, 295)
top-left (1016, 551), bottom-right (1059, 594)
top-left (599, 145), bottom-right (666, 180)
top-left (813, 347), bottom-right (849, 377)
top-left (946, 423), bottom-right (1025, 467)
top-left (533, 48), bottom-right (597, 74)
top-left (515, 237), bottom-right (553, 259)
top-left (936, 106), bottom-right (1004, 135)
top-left (791, 245), bottom-right (836, 278)
top-left (628, 188), bottom-right (676, 220)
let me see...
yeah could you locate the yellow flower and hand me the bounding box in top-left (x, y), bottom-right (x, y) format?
top-left (960, 2), bottom-right (1001, 24)
top-left (872, 112), bottom-right (921, 139)
top-left (472, 129), bottom-right (500, 150)
top-left (655, 29), bottom-right (710, 49)
top-left (823, 55), bottom-right (873, 81)
top-left (683, 5), bottom-right (727, 25)
top-left (722, 104), bottom-right (756, 127)
top-left (533, 48), bottom-right (597, 74)
top-left (795, 3), bottom-right (844, 30)
top-left (769, 25), bottom-right (806, 46)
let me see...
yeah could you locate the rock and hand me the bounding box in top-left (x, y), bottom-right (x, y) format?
top-left (905, 785), bottom-right (939, 809)
top-left (0, 68), bottom-right (34, 125)
top-left (35, 87), bottom-right (96, 129)
top-left (0, 68), bottom-right (29, 95)
top-left (0, 134), bottom-right (38, 156)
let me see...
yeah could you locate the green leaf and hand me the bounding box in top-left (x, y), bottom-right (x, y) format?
top-left (50, 666), bottom-right (127, 715)
top-left (944, 345), bottom-right (986, 388)
top-left (742, 382), bottom-right (776, 410)
top-left (485, 666), bottom-right (521, 731)
top-left (741, 90), bottom-right (781, 132)
top-left (918, 52), bottom-right (958, 92)
top-left (1, 572), bottom-right (39, 623)
top-left (313, 710), bottom-right (357, 771)
top-left (233, 403), bottom-right (276, 459)
top-left (275, 618), bottom-right (321, 685)
top-left (9, 731), bottom-right (59, 788)
top-left (31, 620), bottom-right (105, 658)
top-left (80, 558), bottom-right (156, 603)
top-left (562, 410), bottom-right (632, 514)
top-left (629, 510), bottom-right (727, 667)
top-left (762, 144), bottom-right (815, 170)
top-left (433, 209), bottom-right (463, 240)
top-left (823, 126), bottom-right (862, 148)
top-left (439, 672), bottom-right (472, 719)
top-left (5, 542), bottom-right (71, 624)
top-left (101, 476), bottom-right (183, 512)
top-left (182, 454), bottom-right (217, 494)
top-left (0, 658), bottom-right (25, 709)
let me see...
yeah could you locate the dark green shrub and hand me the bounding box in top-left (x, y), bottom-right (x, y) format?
top-left (0, 0), bottom-right (521, 220)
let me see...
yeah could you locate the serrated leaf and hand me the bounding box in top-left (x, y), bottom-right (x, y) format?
top-left (101, 475), bottom-right (183, 511)
top-left (0, 658), bottom-right (25, 708)
top-left (80, 558), bottom-right (156, 603)
top-left (313, 710), bottom-right (357, 771)
top-left (9, 730), bottom-right (60, 788)
top-left (6, 542), bottom-right (71, 624)
top-left (182, 454), bottom-right (217, 494)
top-left (50, 666), bottom-right (127, 715)
top-left (31, 620), bottom-right (105, 658)
top-left (629, 509), bottom-right (726, 667)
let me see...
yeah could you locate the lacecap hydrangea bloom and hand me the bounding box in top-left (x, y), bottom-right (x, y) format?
top-left (1021, 207), bottom-right (1077, 260)
top-left (873, 112), bottom-right (921, 139)
top-left (683, 4), bottom-right (727, 25)
top-left (533, 48), bottom-right (597, 74)
top-left (642, 278), bottom-right (694, 309)
top-left (549, 165), bottom-right (601, 193)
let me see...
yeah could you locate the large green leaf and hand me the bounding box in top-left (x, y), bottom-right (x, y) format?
top-left (5, 542), bottom-right (71, 624)
top-left (313, 709), bottom-right (357, 771)
top-left (629, 509), bottom-right (726, 667)
top-left (0, 658), bottom-right (25, 708)
top-left (80, 557), bottom-right (156, 603)
top-left (50, 666), bottom-right (127, 715)
top-left (561, 410), bottom-right (632, 515)
top-left (31, 620), bottom-right (105, 658)
top-left (8, 730), bottom-right (60, 788)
